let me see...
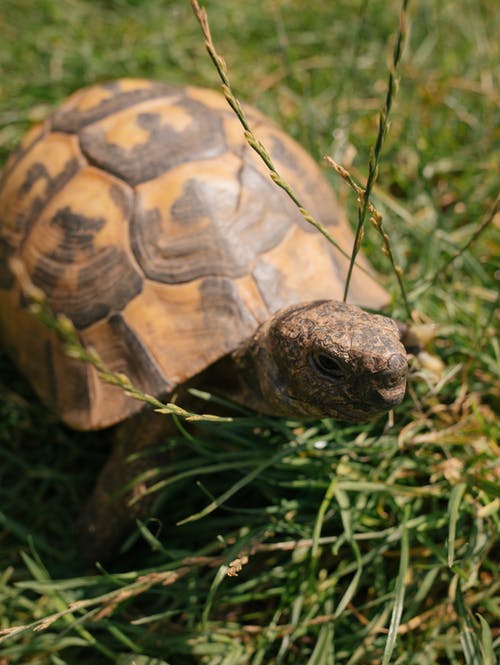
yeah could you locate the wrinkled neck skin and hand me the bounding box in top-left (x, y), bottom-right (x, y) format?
top-left (229, 319), bottom-right (294, 417)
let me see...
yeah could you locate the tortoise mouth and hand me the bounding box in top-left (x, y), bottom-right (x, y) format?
top-left (282, 386), bottom-right (406, 421)
top-left (372, 385), bottom-right (406, 408)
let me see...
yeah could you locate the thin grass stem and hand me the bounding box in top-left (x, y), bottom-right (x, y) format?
top-left (190, 0), bottom-right (369, 269)
top-left (342, 0), bottom-right (410, 308)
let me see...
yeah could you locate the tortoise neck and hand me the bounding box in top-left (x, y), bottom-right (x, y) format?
top-left (227, 320), bottom-right (288, 416)
top-left (191, 320), bottom-right (278, 415)
top-left (174, 330), bottom-right (258, 415)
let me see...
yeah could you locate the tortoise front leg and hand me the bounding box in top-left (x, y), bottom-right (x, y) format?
top-left (395, 320), bottom-right (424, 356)
top-left (78, 409), bottom-right (176, 563)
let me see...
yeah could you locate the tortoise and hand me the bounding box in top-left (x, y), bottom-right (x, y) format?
top-left (0, 79), bottom-right (408, 561)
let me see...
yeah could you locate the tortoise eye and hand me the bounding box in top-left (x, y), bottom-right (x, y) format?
top-left (311, 352), bottom-right (344, 380)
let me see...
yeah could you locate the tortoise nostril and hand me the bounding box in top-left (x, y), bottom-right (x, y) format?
top-left (387, 353), bottom-right (407, 373)
top-left (372, 355), bottom-right (407, 395)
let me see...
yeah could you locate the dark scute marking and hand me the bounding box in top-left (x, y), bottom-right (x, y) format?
top-left (199, 277), bottom-right (256, 340)
top-left (107, 313), bottom-right (170, 395)
top-left (0, 237), bottom-right (14, 290)
top-left (51, 205), bottom-right (105, 237)
top-left (31, 206), bottom-right (143, 329)
top-left (132, 161), bottom-right (293, 285)
top-left (21, 162), bottom-right (50, 194)
top-left (32, 253), bottom-right (65, 292)
top-left (74, 247), bottom-right (143, 328)
top-left (109, 182), bottom-right (134, 219)
top-left (79, 96), bottom-right (227, 186)
top-left (0, 123), bottom-right (49, 193)
top-left (74, 302), bottom-right (111, 328)
top-left (170, 178), bottom-right (209, 225)
top-left (131, 179), bottom-right (232, 284)
top-left (136, 112), bottom-right (161, 130)
top-left (252, 259), bottom-right (287, 312)
top-left (13, 158), bottom-right (82, 236)
top-left (200, 277), bottom-right (239, 316)
top-left (51, 81), bottom-right (180, 133)
top-left (23, 157), bottom-right (81, 196)
top-left (130, 205), bottom-right (170, 278)
top-left (251, 128), bottom-right (341, 233)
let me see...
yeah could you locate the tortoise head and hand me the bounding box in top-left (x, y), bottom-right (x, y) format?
top-left (241, 300), bottom-right (407, 421)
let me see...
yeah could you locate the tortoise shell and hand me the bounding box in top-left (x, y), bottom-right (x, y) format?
top-left (0, 79), bottom-right (388, 430)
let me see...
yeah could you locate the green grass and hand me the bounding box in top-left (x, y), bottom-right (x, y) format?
top-left (0, 0), bottom-right (499, 663)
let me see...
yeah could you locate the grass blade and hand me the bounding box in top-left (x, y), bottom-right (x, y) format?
top-left (306, 622), bottom-right (334, 665)
top-left (448, 482), bottom-right (467, 567)
top-left (455, 578), bottom-right (482, 665)
top-left (380, 508), bottom-right (410, 665)
top-left (476, 614), bottom-right (497, 665)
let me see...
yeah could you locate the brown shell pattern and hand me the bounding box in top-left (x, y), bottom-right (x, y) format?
top-left (0, 78), bottom-right (388, 429)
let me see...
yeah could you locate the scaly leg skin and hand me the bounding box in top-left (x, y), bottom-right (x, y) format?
top-left (78, 409), bottom-right (177, 564)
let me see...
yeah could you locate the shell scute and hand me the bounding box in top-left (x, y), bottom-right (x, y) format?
top-left (21, 166), bottom-right (142, 329)
top-left (79, 93), bottom-right (227, 186)
top-left (131, 154), bottom-right (294, 284)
